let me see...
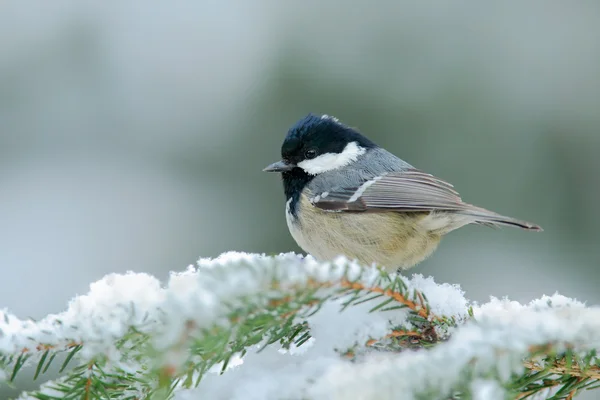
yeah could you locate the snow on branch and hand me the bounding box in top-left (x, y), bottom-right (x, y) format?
top-left (307, 295), bottom-right (600, 400)
top-left (0, 252), bottom-right (599, 399)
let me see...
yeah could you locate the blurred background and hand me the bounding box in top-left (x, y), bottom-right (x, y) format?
top-left (1, 1), bottom-right (599, 396)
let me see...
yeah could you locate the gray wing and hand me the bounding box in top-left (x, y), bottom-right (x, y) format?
top-left (311, 169), bottom-right (542, 231)
top-left (312, 169), bottom-right (468, 212)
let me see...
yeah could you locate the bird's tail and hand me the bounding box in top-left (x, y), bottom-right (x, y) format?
top-left (458, 205), bottom-right (543, 231)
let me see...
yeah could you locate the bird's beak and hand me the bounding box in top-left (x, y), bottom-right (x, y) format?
top-left (263, 160), bottom-right (295, 172)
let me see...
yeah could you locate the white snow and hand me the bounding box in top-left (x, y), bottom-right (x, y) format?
top-left (303, 295), bottom-right (600, 400)
top-left (0, 252), bottom-right (599, 400)
top-left (0, 271), bottom-right (165, 359)
top-left (405, 274), bottom-right (468, 318)
top-left (471, 379), bottom-right (505, 400)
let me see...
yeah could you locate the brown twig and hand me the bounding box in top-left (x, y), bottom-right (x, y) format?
top-left (84, 361), bottom-right (94, 400)
top-left (566, 386), bottom-right (578, 400)
top-left (339, 279), bottom-right (431, 319)
top-left (267, 277), bottom-right (435, 322)
top-left (366, 329), bottom-right (439, 349)
top-left (523, 359), bottom-right (600, 380)
top-left (19, 341), bottom-right (82, 355)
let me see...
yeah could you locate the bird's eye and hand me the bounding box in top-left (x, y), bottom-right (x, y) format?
top-left (305, 149), bottom-right (318, 159)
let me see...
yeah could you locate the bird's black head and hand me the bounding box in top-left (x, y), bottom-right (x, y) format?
top-left (264, 114), bottom-right (377, 174)
top-left (263, 113), bottom-right (378, 208)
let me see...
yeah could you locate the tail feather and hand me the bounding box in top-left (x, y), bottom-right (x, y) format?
top-left (459, 205), bottom-right (543, 232)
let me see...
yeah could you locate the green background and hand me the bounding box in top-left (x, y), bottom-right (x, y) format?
top-left (1, 1), bottom-right (598, 397)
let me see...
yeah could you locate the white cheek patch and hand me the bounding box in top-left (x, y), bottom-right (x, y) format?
top-left (297, 141), bottom-right (366, 175)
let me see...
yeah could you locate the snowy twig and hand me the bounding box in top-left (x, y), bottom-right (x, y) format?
top-left (0, 252), bottom-right (598, 399)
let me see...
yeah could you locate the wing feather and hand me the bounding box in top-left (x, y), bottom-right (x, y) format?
top-left (313, 169), bottom-right (467, 212)
top-left (311, 169), bottom-right (542, 231)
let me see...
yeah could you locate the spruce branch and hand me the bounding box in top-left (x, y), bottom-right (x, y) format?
top-left (0, 252), bottom-right (598, 399)
top-left (523, 359), bottom-right (600, 381)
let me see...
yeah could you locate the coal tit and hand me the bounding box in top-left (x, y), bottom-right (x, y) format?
top-left (264, 114), bottom-right (542, 271)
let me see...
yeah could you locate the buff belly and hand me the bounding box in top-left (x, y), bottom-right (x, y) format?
top-left (287, 195), bottom-right (447, 271)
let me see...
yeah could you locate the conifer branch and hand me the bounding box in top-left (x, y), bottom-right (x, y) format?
top-left (0, 252), bottom-right (598, 399)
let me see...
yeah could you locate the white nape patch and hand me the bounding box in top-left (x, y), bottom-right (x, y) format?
top-left (320, 114), bottom-right (339, 122)
top-left (348, 176), bottom-right (382, 203)
top-left (297, 142), bottom-right (366, 175)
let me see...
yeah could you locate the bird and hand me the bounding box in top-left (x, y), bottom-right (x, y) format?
top-left (263, 113), bottom-right (542, 272)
